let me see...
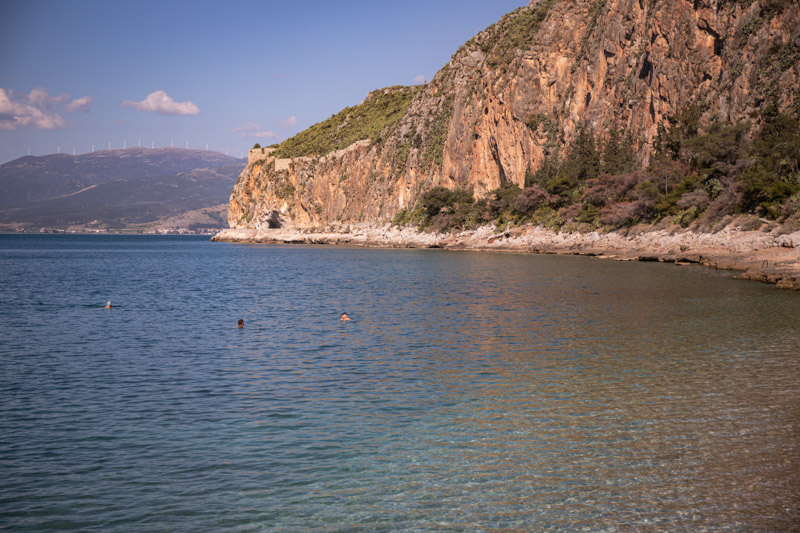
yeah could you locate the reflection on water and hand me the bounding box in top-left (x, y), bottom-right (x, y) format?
top-left (0, 235), bottom-right (798, 531)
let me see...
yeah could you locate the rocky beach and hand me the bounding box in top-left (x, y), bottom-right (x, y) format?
top-left (213, 222), bottom-right (800, 290)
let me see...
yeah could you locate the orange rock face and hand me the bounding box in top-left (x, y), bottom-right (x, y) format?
top-left (229, 0), bottom-right (800, 229)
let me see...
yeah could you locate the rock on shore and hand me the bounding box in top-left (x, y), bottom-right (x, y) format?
top-left (212, 224), bottom-right (800, 290)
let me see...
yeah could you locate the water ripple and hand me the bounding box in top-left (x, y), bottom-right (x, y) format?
top-left (1, 236), bottom-right (799, 531)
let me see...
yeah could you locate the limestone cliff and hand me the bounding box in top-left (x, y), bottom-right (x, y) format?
top-left (228, 0), bottom-right (800, 230)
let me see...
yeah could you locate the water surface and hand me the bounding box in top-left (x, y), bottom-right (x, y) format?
top-left (1, 235), bottom-right (798, 531)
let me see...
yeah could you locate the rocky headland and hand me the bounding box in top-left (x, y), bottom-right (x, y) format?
top-left (216, 0), bottom-right (800, 289)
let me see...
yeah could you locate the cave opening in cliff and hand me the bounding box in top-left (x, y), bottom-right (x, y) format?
top-left (266, 210), bottom-right (282, 229)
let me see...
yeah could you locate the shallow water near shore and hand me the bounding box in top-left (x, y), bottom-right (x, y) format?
top-left (1, 234), bottom-right (799, 531)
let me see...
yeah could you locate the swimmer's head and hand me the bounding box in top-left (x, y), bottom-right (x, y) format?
top-left (237, 319), bottom-right (244, 327)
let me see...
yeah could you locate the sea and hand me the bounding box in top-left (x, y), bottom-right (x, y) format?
top-left (1, 234), bottom-right (798, 532)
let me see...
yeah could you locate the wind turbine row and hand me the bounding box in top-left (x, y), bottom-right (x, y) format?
top-left (36, 141), bottom-right (226, 157)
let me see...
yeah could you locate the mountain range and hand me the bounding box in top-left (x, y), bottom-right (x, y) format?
top-left (0, 148), bottom-right (244, 232)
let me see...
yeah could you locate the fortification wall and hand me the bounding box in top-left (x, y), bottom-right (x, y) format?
top-left (248, 147), bottom-right (276, 164)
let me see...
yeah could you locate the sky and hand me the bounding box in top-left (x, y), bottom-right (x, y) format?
top-left (0, 0), bottom-right (525, 164)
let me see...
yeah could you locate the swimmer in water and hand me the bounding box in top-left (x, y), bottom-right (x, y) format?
top-left (340, 312), bottom-right (352, 322)
top-left (237, 319), bottom-right (244, 328)
top-left (104, 301), bottom-right (111, 309)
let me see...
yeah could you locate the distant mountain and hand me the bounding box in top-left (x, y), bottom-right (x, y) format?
top-left (0, 147), bottom-right (240, 207)
top-left (0, 148), bottom-right (245, 231)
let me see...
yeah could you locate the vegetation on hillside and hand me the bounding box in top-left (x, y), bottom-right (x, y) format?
top-left (479, 0), bottom-right (558, 69)
top-left (394, 105), bottom-right (800, 233)
top-left (274, 86), bottom-right (420, 159)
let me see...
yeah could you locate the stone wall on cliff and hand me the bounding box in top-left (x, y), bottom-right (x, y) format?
top-left (247, 147), bottom-right (275, 165)
top-left (228, 0), bottom-right (800, 230)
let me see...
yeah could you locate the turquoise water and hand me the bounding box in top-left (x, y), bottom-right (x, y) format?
top-left (1, 234), bottom-right (798, 531)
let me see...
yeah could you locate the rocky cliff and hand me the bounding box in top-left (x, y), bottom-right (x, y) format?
top-left (228, 0), bottom-right (800, 230)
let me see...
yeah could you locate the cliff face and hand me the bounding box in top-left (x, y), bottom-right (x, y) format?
top-left (229, 0), bottom-right (800, 230)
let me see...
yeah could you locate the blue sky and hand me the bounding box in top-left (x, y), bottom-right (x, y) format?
top-left (0, 0), bottom-right (525, 164)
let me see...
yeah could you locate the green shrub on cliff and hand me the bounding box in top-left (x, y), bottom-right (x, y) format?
top-left (653, 105), bottom-right (702, 160)
top-left (421, 95), bottom-right (454, 171)
top-left (274, 86), bottom-right (420, 159)
top-left (526, 125), bottom-right (604, 204)
top-left (602, 121), bottom-right (636, 175)
top-left (652, 103), bottom-right (800, 221)
top-left (275, 178), bottom-right (295, 200)
top-left (739, 105), bottom-right (800, 217)
top-left (482, 0), bottom-right (557, 68)
top-left (393, 186), bottom-right (492, 231)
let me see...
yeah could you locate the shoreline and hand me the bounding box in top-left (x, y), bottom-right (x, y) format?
top-left (212, 224), bottom-right (800, 290)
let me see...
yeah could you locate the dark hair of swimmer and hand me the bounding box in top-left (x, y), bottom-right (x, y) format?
top-left (237, 319), bottom-right (244, 327)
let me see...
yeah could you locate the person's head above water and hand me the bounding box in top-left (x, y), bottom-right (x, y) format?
top-left (340, 312), bottom-right (351, 321)
top-left (237, 319), bottom-right (244, 328)
top-left (104, 301), bottom-right (111, 308)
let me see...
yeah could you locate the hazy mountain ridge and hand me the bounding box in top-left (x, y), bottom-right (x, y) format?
top-left (227, 0), bottom-right (800, 231)
top-left (0, 147), bottom-right (241, 207)
top-left (0, 148), bottom-right (244, 231)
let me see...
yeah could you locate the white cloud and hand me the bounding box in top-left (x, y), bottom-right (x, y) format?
top-left (0, 87), bottom-right (70, 130)
top-left (230, 121), bottom-right (277, 139)
top-left (278, 115), bottom-right (298, 128)
top-left (121, 90), bottom-right (200, 115)
top-left (66, 95), bottom-right (93, 113)
top-left (413, 75), bottom-right (427, 85)
top-left (27, 87), bottom-right (69, 108)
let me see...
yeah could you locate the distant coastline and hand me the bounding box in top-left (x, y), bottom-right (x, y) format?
top-left (213, 224), bottom-right (800, 290)
top-left (1, 228), bottom-right (223, 236)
